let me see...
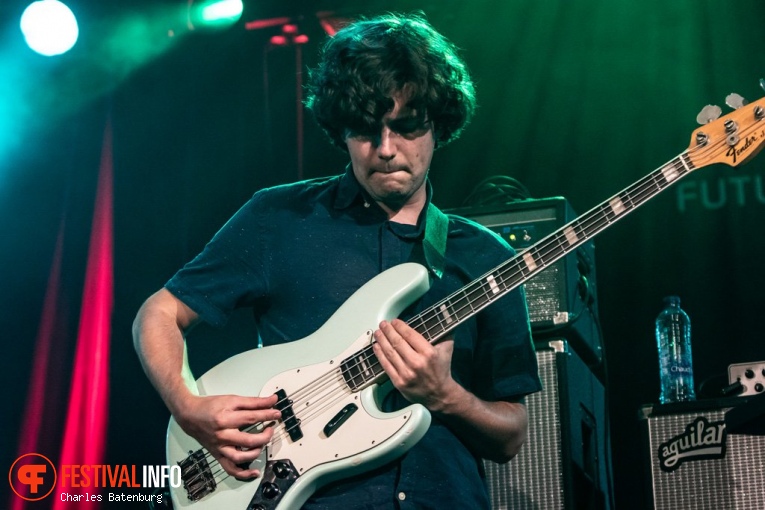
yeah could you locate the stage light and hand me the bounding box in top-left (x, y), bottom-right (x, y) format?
top-left (189, 0), bottom-right (243, 29)
top-left (20, 0), bottom-right (79, 56)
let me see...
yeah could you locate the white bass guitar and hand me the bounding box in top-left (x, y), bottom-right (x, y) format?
top-left (167, 92), bottom-right (765, 509)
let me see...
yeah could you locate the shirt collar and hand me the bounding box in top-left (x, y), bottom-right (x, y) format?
top-left (333, 164), bottom-right (365, 210)
top-left (333, 165), bottom-right (434, 238)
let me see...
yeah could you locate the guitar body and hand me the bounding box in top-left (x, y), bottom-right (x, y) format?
top-left (167, 263), bottom-right (433, 510)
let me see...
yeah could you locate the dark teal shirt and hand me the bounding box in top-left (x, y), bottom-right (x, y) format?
top-left (166, 167), bottom-right (541, 509)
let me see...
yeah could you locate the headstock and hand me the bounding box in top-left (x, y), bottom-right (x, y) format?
top-left (687, 87), bottom-right (765, 170)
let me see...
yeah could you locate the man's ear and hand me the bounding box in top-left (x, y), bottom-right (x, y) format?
top-left (432, 125), bottom-right (441, 150)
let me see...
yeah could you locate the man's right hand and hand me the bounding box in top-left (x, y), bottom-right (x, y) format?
top-left (176, 393), bottom-right (282, 479)
top-left (133, 289), bottom-right (283, 478)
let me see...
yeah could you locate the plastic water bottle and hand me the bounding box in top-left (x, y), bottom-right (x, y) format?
top-left (656, 296), bottom-right (696, 403)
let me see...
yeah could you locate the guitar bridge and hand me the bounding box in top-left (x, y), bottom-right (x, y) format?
top-left (178, 449), bottom-right (216, 501)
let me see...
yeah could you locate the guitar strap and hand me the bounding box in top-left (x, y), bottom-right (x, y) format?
top-left (420, 203), bottom-right (449, 279)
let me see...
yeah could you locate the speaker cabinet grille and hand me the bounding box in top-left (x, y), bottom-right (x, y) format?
top-left (484, 341), bottom-right (609, 510)
top-left (524, 263), bottom-right (564, 325)
top-left (642, 401), bottom-right (765, 509)
top-left (485, 347), bottom-right (565, 509)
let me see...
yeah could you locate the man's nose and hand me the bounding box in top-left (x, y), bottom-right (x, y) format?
top-left (376, 127), bottom-right (396, 161)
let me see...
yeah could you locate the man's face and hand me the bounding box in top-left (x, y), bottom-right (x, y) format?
top-left (345, 95), bottom-right (435, 212)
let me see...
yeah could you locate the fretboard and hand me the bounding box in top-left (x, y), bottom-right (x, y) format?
top-left (341, 151), bottom-right (695, 390)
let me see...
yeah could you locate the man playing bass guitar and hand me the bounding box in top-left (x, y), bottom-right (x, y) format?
top-left (133, 12), bottom-right (542, 509)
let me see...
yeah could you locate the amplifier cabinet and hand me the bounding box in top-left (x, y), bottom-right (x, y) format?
top-left (640, 399), bottom-right (765, 509)
top-left (484, 340), bottom-right (611, 510)
top-left (448, 198), bottom-right (602, 367)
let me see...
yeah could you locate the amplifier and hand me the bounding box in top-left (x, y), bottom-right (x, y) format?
top-left (448, 198), bottom-right (602, 366)
top-left (484, 340), bottom-right (611, 510)
top-left (640, 399), bottom-right (765, 509)
top-left (728, 360), bottom-right (765, 396)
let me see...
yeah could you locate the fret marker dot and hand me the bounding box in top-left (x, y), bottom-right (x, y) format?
top-left (662, 165), bottom-right (680, 183)
top-left (522, 252), bottom-right (537, 272)
top-left (564, 226), bottom-right (578, 245)
top-left (439, 304), bottom-right (454, 324)
top-left (486, 275), bottom-right (500, 294)
top-left (609, 197), bottom-right (626, 216)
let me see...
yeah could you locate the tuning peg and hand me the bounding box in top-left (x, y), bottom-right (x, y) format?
top-left (725, 93), bottom-right (748, 110)
top-left (696, 104), bottom-right (722, 125)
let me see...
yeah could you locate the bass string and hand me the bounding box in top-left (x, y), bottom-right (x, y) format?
top-left (187, 380), bottom-right (360, 492)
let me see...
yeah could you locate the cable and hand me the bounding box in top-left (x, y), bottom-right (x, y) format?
top-left (461, 175), bottom-right (532, 207)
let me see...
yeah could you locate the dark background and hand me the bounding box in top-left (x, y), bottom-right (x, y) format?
top-left (2, 0), bottom-right (765, 508)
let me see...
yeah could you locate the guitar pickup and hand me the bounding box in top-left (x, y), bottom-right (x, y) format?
top-left (274, 389), bottom-right (303, 442)
top-left (323, 403), bottom-right (358, 437)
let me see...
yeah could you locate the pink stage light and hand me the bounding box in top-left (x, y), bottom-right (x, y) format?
top-left (52, 120), bottom-right (114, 510)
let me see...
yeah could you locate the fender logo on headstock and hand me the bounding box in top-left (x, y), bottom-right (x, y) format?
top-left (727, 132), bottom-right (762, 164)
top-left (689, 93), bottom-right (765, 170)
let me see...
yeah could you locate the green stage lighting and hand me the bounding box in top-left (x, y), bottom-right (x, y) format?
top-left (20, 0), bottom-right (79, 56)
top-left (190, 0), bottom-right (243, 29)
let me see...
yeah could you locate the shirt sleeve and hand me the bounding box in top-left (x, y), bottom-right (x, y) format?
top-left (165, 193), bottom-right (271, 328)
top-left (476, 282), bottom-right (541, 401)
top-left (459, 220), bottom-right (542, 402)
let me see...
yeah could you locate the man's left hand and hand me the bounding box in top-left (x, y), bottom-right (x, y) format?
top-left (372, 318), bottom-right (459, 411)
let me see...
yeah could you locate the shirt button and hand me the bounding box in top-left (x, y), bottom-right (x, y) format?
top-left (364, 201), bottom-right (371, 208)
top-left (398, 492), bottom-right (406, 501)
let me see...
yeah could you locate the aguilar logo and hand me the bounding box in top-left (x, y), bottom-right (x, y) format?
top-left (8, 453), bottom-right (57, 501)
top-left (658, 416), bottom-right (727, 472)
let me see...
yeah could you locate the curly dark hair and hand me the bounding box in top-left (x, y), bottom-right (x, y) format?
top-left (305, 13), bottom-right (476, 150)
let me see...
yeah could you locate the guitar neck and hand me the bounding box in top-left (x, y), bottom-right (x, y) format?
top-left (343, 151), bottom-right (696, 389)
top-left (409, 151), bottom-right (695, 343)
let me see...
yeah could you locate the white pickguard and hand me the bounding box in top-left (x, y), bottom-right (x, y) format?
top-left (167, 263), bottom-right (433, 510)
